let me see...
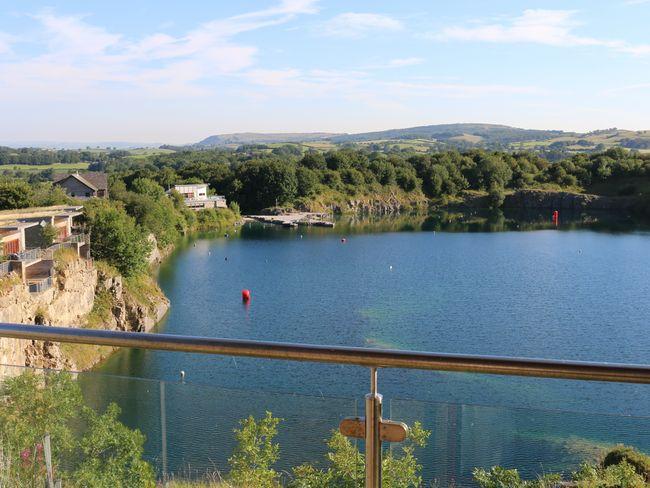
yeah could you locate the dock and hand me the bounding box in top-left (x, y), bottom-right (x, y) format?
top-left (245, 212), bottom-right (335, 228)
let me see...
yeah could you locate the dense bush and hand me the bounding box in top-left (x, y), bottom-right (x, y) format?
top-left (83, 199), bottom-right (151, 277)
top-left (0, 371), bottom-right (155, 487)
top-left (602, 445), bottom-right (650, 481)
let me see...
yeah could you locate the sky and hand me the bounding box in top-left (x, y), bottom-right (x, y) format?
top-left (1, 0), bottom-right (650, 144)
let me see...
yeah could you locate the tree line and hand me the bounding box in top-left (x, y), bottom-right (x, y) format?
top-left (105, 146), bottom-right (650, 212)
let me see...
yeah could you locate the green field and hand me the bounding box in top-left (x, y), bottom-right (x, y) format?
top-left (0, 162), bottom-right (90, 172)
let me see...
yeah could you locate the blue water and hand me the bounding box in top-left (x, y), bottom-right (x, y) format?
top-left (86, 214), bottom-right (650, 485)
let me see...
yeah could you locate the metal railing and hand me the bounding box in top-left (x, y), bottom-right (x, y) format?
top-left (0, 323), bottom-right (649, 487)
top-left (63, 233), bottom-right (87, 244)
top-left (27, 276), bottom-right (52, 294)
top-left (12, 248), bottom-right (42, 262)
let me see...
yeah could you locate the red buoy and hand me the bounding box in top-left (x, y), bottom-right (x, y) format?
top-left (552, 210), bottom-right (559, 226)
top-left (241, 289), bottom-right (251, 302)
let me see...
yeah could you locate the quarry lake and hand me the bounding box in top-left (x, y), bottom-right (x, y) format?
top-left (83, 212), bottom-right (650, 485)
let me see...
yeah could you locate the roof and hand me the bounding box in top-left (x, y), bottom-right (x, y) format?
top-left (54, 172), bottom-right (108, 191)
top-left (174, 183), bottom-right (208, 188)
top-left (0, 206), bottom-right (84, 225)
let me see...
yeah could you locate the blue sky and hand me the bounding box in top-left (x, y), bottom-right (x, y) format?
top-left (1, 0), bottom-right (649, 143)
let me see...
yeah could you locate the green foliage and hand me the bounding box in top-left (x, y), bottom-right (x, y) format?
top-left (573, 461), bottom-right (646, 487)
top-left (0, 371), bottom-right (83, 466)
top-left (228, 200), bottom-right (241, 216)
top-left (0, 180), bottom-right (33, 209)
top-left (228, 411), bottom-right (281, 488)
top-left (602, 445), bottom-right (650, 481)
top-left (473, 466), bottom-right (561, 488)
top-left (83, 199), bottom-right (151, 277)
top-left (296, 166), bottom-right (320, 197)
top-left (131, 177), bottom-right (166, 199)
top-left (0, 371), bottom-right (155, 488)
top-left (195, 208), bottom-right (239, 232)
top-left (487, 185), bottom-right (506, 209)
top-left (39, 223), bottom-right (58, 248)
top-left (290, 421), bottom-right (430, 488)
top-left (72, 404), bottom-right (156, 488)
top-left (235, 159), bottom-right (298, 211)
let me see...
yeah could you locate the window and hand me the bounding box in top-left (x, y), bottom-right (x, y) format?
top-left (86, 192), bottom-right (91, 197)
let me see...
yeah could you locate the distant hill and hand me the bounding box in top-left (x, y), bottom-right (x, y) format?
top-left (194, 124), bottom-right (650, 154)
top-left (330, 123), bottom-right (571, 144)
top-left (196, 132), bottom-right (341, 147)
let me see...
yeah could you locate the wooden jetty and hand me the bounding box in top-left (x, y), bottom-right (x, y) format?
top-left (246, 212), bottom-right (335, 228)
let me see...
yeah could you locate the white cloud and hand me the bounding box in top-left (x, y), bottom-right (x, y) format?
top-left (322, 13), bottom-right (403, 38)
top-left (243, 66), bottom-right (539, 102)
top-left (434, 9), bottom-right (650, 56)
top-left (0, 2), bottom-right (321, 103)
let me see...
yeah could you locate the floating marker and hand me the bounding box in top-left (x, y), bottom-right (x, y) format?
top-left (341, 238), bottom-right (347, 243)
top-left (242, 289), bottom-right (251, 302)
top-left (389, 265), bottom-right (393, 270)
top-left (180, 370), bottom-right (186, 381)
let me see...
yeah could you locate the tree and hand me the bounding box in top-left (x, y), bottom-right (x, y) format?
top-left (0, 371), bottom-right (83, 475)
top-left (131, 178), bottom-right (165, 200)
top-left (228, 412), bottom-right (281, 488)
top-left (300, 152), bottom-right (326, 170)
top-left (39, 223), bottom-right (58, 248)
top-left (296, 167), bottom-right (319, 197)
top-left (235, 160), bottom-right (298, 211)
top-left (0, 180), bottom-right (33, 209)
top-left (290, 422), bottom-right (430, 488)
top-left (84, 200), bottom-right (151, 276)
top-left (72, 404), bottom-right (156, 488)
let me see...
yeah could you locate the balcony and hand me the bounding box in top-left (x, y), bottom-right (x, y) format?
top-left (0, 323), bottom-right (648, 487)
top-left (61, 232), bottom-right (88, 244)
top-left (10, 248), bottom-right (42, 263)
top-left (27, 275), bottom-right (52, 293)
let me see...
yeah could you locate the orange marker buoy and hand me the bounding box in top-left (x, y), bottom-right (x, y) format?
top-left (241, 289), bottom-right (251, 302)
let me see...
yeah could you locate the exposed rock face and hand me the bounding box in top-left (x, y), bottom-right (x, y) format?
top-left (297, 193), bottom-right (428, 214)
top-left (146, 233), bottom-right (163, 265)
top-left (0, 257), bottom-right (169, 372)
top-left (503, 190), bottom-right (637, 211)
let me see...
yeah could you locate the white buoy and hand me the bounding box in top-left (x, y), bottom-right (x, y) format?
top-left (389, 265), bottom-right (393, 270)
top-left (180, 370), bottom-right (186, 381)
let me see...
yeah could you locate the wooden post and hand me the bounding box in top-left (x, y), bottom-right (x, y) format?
top-left (43, 434), bottom-right (54, 488)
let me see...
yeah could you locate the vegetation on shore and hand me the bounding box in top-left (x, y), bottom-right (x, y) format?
top-left (2, 145), bottom-right (650, 217)
top-left (2, 370), bottom-right (649, 487)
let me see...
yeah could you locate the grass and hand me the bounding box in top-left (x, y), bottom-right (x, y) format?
top-left (0, 273), bottom-right (21, 295)
top-left (0, 162), bottom-right (90, 172)
top-left (86, 288), bottom-right (114, 329)
top-left (124, 273), bottom-right (165, 314)
top-left (53, 247), bottom-right (80, 273)
top-left (60, 342), bottom-right (114, 371)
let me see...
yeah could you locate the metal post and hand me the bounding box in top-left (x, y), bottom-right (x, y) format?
top-left (365, 367), bottom-right (382, 488)
top-left (160, 381), bottom-right (168, 485)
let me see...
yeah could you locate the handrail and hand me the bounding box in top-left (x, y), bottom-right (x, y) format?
top-left (1, 323), bottom-right (650, 384)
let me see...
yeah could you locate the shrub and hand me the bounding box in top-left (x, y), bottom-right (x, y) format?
top-left (487, 185), bottom-right (506, 209)
top-left (602, 445), bottom-right (650, 481)
top-left (228, 412), bottom-right (281, 488)
top-left (84, 200), bottom-right (151, 277)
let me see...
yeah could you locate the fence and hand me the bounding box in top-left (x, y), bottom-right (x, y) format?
top-left (0, 323), bottom-right (649, 487)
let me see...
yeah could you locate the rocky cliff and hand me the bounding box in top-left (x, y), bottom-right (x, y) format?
top-left (503, 190), bottom-right (637, 211)
top-left (0, 256), bottom-right (168, 373)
